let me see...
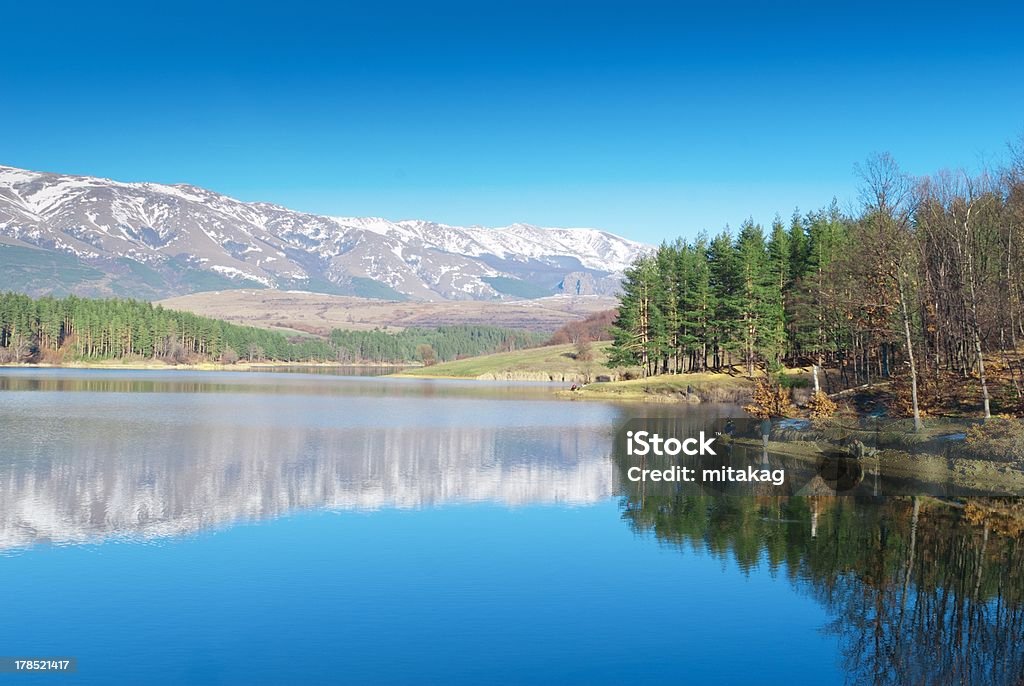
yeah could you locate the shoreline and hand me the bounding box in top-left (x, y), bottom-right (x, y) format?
top-left (729, 436), bottom-right (1024, 496)
top-left (2, 358), bottom-right (755, 404)
top-left (5, 360), bottom-right (1022, 419)
top-left (0, 360), bottom-right (414, 372)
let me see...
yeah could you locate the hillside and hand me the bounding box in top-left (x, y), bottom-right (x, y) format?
top-left (398, 343), bottom-right (617, 382)
top-left (158, 290), bottom-right (617, 335)
top-left (0, 293), bottom-right (551, 367)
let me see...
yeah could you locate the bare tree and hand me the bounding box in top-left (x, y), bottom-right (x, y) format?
top-left (0, 334), bottom-right (32, 363)
top-left (923, 171), bottom-right (996, 419)
top-left (574, 337), bottom-right (594, 362)
top-left (857, 153), bottom-right (923, 430)
top-left (416, 343), bottom-right (437, 366)
top-left (246, 343), bottom-right (264, 363)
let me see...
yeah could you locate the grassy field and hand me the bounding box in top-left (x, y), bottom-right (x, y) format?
top-left (399, 343), bottom-right (755, 403)
top-left (398, 343), bottom-right (615, 382)
top-left (563, 372), bottom-right (753, 402)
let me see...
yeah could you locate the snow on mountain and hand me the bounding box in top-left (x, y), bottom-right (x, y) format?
top-left (0, 164), bottom-right (651, 300)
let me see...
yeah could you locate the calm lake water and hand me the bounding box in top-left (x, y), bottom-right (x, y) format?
top-left (0, 369), bottom-right (1021, 685)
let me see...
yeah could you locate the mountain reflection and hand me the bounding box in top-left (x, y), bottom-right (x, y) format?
top-left (621, 493), bottom-right (1024, 686)
top-left (0, 373), bottom-right (628, 551)
top-left (1, 422), bottom-right (616, 551)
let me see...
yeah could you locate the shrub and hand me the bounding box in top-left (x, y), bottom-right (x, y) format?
top-left (956, 419), bottom-right (1024, 463)
top-left (574, 338), bottom-right (594, 362)
top-left (416, 343), bottom-right (437, 367)
top-left (743, 379), bottom-right (795, 419)
top-left (806, 391), bottom-right (838, 419)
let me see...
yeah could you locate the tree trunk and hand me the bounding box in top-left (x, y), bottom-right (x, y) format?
top-left (962, 205), bottom-right (992, 419)
top-left (899, 278), bottom-right (923, 431)
top-left (972, 325), bottom-right (991, 419)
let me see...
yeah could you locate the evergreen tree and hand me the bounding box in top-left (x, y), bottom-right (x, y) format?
top-left (707, 230), bottom-right (743, 370)
top-left (609, 256), bottom-right (661, 375)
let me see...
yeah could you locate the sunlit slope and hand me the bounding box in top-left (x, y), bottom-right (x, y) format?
top-left (397, 343), bottom-right (614, 381)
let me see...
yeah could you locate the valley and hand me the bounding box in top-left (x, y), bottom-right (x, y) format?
top-left (158, 289), bottom-right (617, 334)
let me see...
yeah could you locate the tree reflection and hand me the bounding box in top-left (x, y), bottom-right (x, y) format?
top-left (621, 493), bottom-right (1024, 685)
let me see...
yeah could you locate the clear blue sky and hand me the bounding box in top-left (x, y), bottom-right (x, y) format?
top-left (2, 0), bottom-right (1022, 244)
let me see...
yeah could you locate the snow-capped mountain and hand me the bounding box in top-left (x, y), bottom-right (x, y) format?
top-left (0, 165), bottom-right (650, 300)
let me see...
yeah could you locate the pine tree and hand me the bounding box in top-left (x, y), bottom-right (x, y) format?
top-left (655, 243), bottom-right (682, 373)
top-left (609, 256), bottom-right (661, 375)
top-left (736, 220), bottom-right (785, 375)
top-left (707, 231), bottom-right (743, 371)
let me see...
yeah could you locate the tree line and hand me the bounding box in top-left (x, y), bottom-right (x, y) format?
top-left (0, 293), bottom-right (545, 365)
top-left (328, 325), bottom-right (545, 365)
top-left (0, 293), bottom-right (339, 363)
top-left (610, 142), bottom-right (1024, 419)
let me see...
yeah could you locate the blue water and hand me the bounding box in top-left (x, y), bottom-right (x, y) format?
top-left (0, 503), bottom-right (840, 685)
top-left (0, 369), bottom-right (885, 684)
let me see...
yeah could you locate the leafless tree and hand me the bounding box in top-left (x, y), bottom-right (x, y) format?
top-left (856, 153), bottom-right (923, 430)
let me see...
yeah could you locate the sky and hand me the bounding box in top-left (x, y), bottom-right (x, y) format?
top-left (1, 0), bottom-right (1022, 244)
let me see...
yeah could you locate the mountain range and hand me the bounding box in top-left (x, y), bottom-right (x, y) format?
top-left (0, 165), bottom-right (649, 301)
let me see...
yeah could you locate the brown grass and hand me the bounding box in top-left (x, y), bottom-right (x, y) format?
top-left (158, 290), bottom-right (618, 335)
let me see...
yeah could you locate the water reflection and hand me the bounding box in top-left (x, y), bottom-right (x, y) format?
top-left (4, 369), bottom-right (1022, 683)
top-left (2, 370), bottom-right (695, 552)
top-left (0, 423), bottom-right (608, 550)
top-left (620, 492), bottom-right (1024, 685)
top-left (0, 368), bottom-right (558, 399)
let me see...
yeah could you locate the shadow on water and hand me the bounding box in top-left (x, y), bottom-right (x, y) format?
top-left (618, 487), bottom-right (1024, 686)
top-left (612, 415), bottom-right (1024, 684)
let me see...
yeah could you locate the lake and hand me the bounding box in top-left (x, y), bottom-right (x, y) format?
top-left (1, 369), bottom-right (1021, 685)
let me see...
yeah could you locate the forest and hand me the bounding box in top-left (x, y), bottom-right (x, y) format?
top-left (328, 326), bottom-right (545, 364)
top-left (609, 144), bottom-right (1024, 418)
top-left (0, 293), bottom-right (543, 365)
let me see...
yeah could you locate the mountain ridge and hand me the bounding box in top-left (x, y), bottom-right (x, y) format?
top-left (0, 164), bottom-right (649, 301)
